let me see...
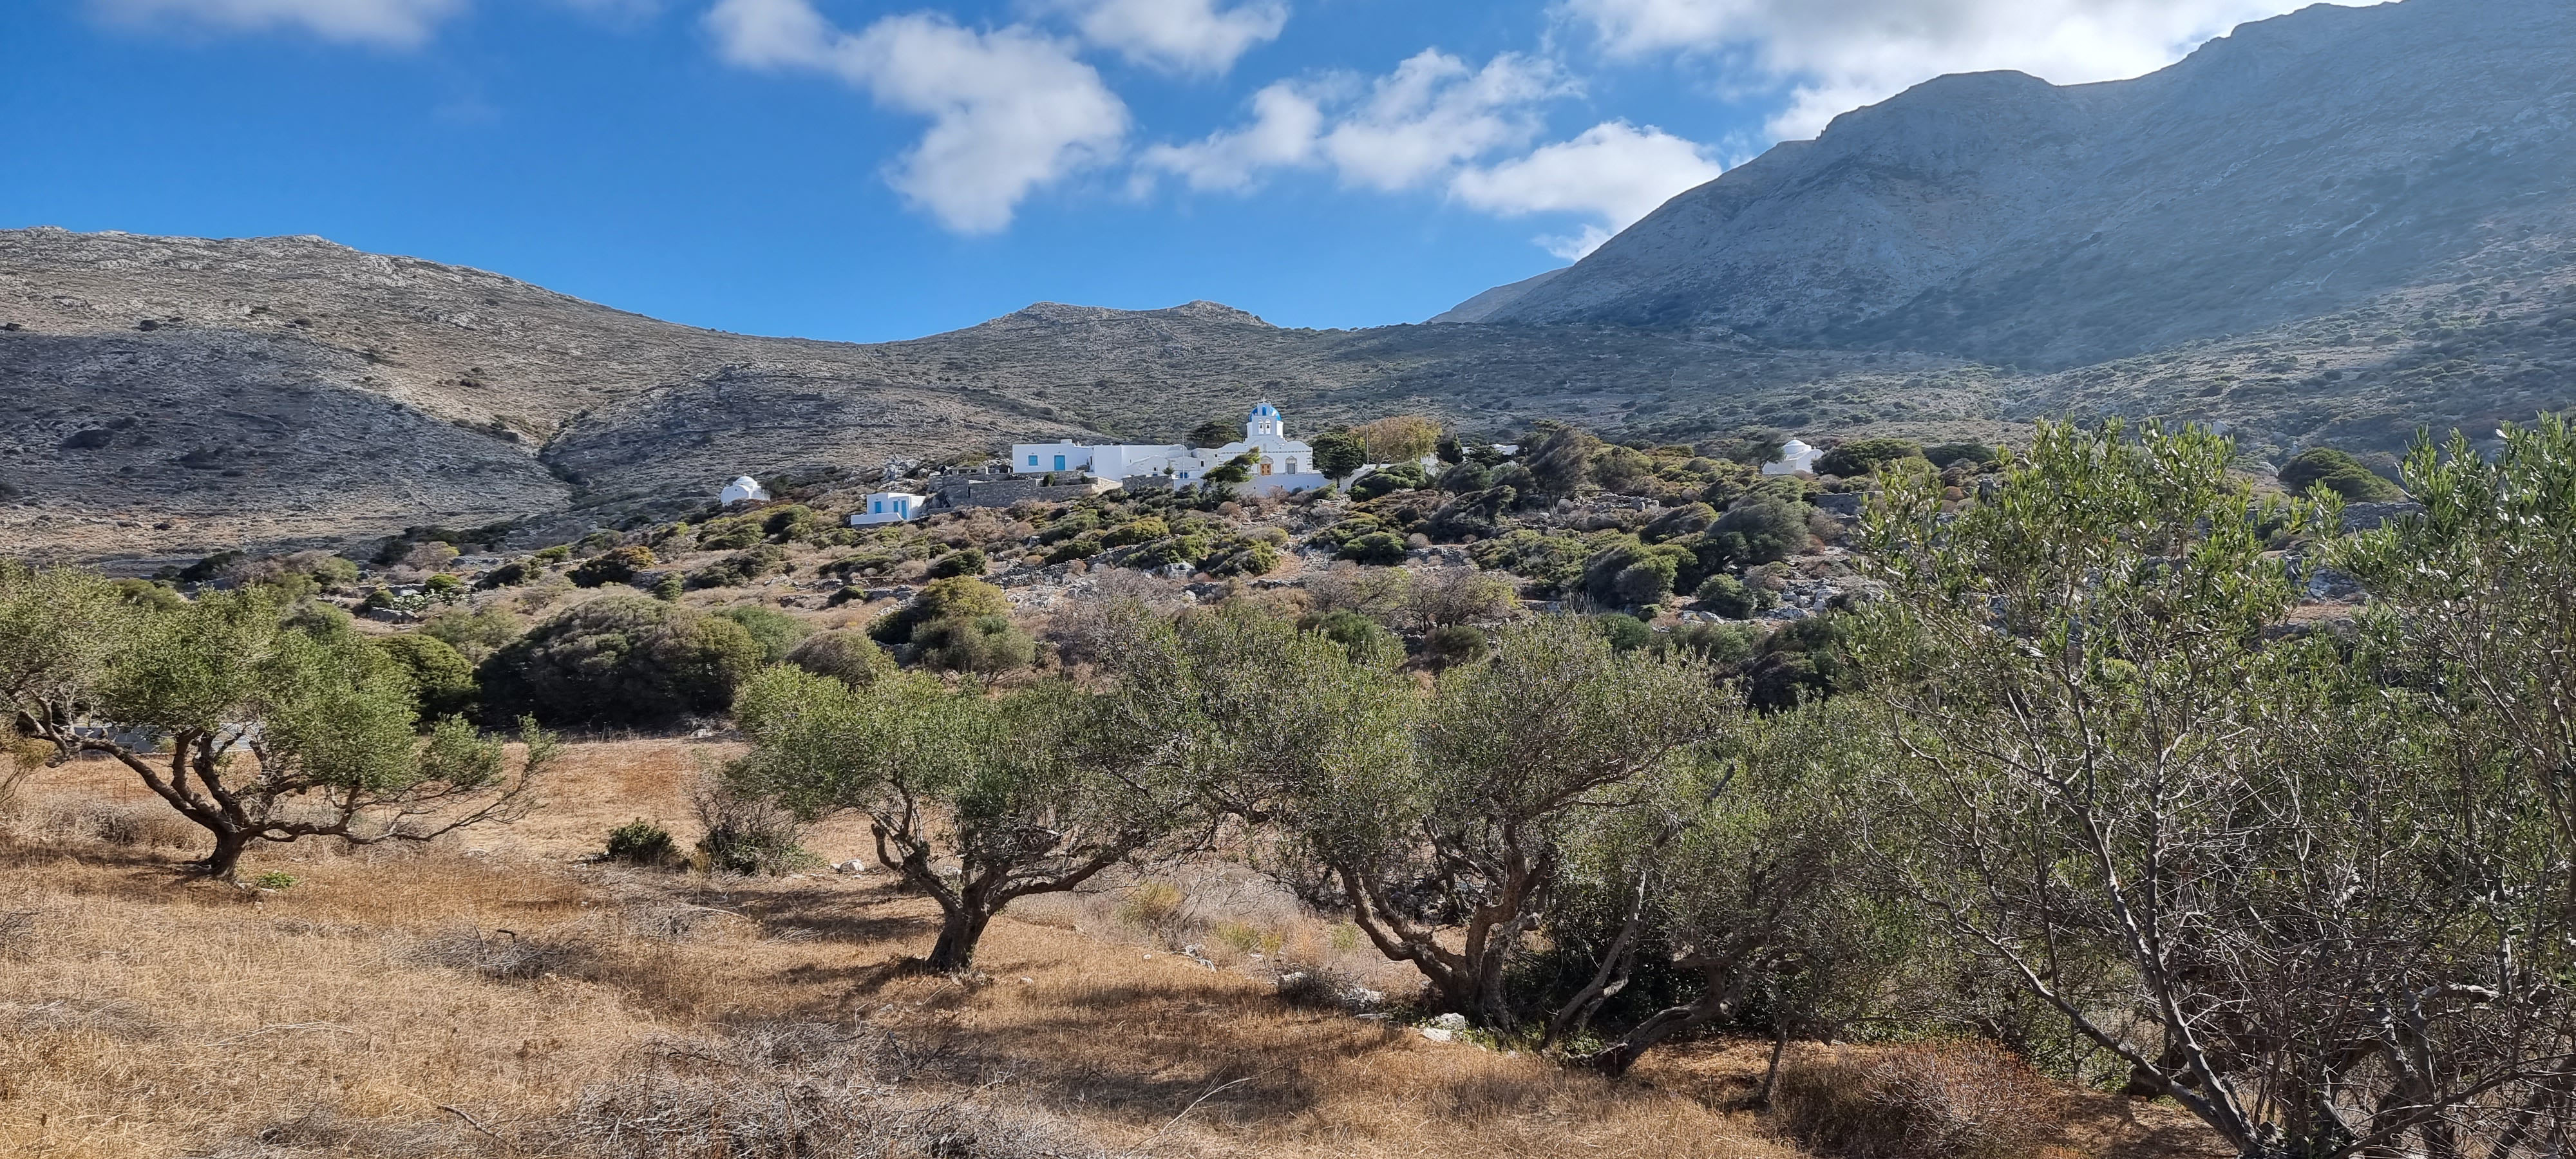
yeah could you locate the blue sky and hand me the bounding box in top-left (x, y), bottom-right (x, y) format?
top-left (2, 0), bottom-right (2331, 342)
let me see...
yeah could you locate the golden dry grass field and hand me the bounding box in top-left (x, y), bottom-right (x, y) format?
top-left (0, 740), bottom-right (2224, 1159)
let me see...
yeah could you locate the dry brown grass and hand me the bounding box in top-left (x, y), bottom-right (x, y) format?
top-left (0, 741), bottom-right (2224, 1159)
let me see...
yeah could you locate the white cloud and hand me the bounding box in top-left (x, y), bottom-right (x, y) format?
top-left (1041, 0), bottom-right (1288, 76)
top-left (1143, 52), bottom-right (1718, 258)
top-left (1141, 50), bottom-right (1569, 194)
top-left (1561, 0), bottom-right (2328, 137)
top-left (1139, 82), bottom-right (1326, 191)
top-left (707, 0), bottom-right (1131, 234)
top-left (1450, 120), bottom-right (1725, 257)
top-left (90, 0), bottom-right (467, 46)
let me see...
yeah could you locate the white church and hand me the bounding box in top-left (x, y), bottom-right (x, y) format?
top-left (1011, 402), bottom-right (1331, 496)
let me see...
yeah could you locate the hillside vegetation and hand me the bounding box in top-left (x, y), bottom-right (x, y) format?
top-left (7, 410), bottom-right (2574, 1157)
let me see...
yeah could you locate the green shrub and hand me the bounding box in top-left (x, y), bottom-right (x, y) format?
top-left (688, 544), bottom-right (790, 590)
top-left (717, 605), bottom-right (811, 664)
top-left (108, 578), bottom-right (186, 611)
top-left (1658, 621), bottom-right (1759, 666)
top-left (477, 560), bottom-right (538, 589)
top-left (421, 605), bottom-right (523, 662)
top-left (1815, 438), bottom-right (1925, 477)
top-left (569, 545), bottom-right (656, 588)
top-left (695, 517), bottom-right (764, 551)
top-left (1642, 502), bottom-right (1718, 543)
top-left (1046, 532), bottom-right (1106, 565)
top-left (531, 545), bottom-right (573, 565)
top-left (248, 872), bottom-right (298, 890)
top-left (869, 576), bottom-right (1009, 646)
top-left (2279, 448), bottom-right (2403, 502)
top-left (650, 573), bottom-right (684, 601)
top-left (917, 614), bottom-right (1037, 674)
top-left (478, 596), bottom-right (764, 728)
top-left (761, 505), bottom-right (824, 542)
top-left (1338, 531), bottom-right (1410, 565)
top-left (1350, 464), bottom-right (1426, 500)
top-left (785, 629), bottom-right (894, 687)
top-left (574, 530), bottom-right (625, 555)
top-left (1101, 518), bottom-right (1171, 547)
top-left (1592, 612), bottom-right (1653, 652)
top-left (1924, 442), bottom-right (2002, 469)
top-left (1302, 610), bottom-right (1395, 661)
top-left (1710, 495), bottom-right (1811, 566)
top-left (926, 548), bottom-right (988, 579)
top-left (603, 819), bottom-right (680, 867)
top-left (1692, 574), bottom-right (1765, 619)
top-left (1202, 540), bottom-right (1282, 578)
top-left (692, 786), bottom-right (815, 876)
top-left (373, 634), bottom-right (480, 722)
top-left (1423, 624), bottom-right (1489, 668)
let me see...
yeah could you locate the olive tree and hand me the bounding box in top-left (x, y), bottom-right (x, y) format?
top-left (1, 565), bottom-right (556, 880)
top-left (727, 666), bottom-right (1209, 972)
top-left (1853, 421), bottom-right (2576, 1158)
top-left (1556, 698), bottom-right (1900, 1079)
top-left (1291, 616), bottom-right (1731, 1030)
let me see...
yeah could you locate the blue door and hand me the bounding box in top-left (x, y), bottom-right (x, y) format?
top-left (1054, 455), bottom-right (1067, 471)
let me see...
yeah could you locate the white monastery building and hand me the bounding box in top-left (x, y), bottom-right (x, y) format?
top-left (719, 475), bottom-right (771, 504)
top-left (1762, 439), bottom-right (1823, 476)
top-left (1011, 402), bottom-right (1330, 496)
top-left (848, 491), bottom-right (926, 527)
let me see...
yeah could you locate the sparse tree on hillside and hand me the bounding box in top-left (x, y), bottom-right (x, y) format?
top-left (1312, 429), bottom-right (1368, 480)
top-left (0, 565), bottom-right (555, 881)
top-left (728, 667), bottom-right (1209, 972)
top-left (1559, 699), bottom-right (1898, 1078)
top-left (1354, 415), bottom-right (1443, 466)
top-left (1289, 616), bottom-right (1732, 1028)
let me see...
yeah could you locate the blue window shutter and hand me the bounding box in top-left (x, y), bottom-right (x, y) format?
top-left (1027, 455), bottom-right (1038, 466)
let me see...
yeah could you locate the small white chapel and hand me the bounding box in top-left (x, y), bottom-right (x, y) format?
top-left (1010, 401), bottom-right (1331, 496)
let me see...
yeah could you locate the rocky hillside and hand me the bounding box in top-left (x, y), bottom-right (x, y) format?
top-left (1463, 0), bottom-right (2576, 368)
top-left (0, 228), bottom-right (1989, 565)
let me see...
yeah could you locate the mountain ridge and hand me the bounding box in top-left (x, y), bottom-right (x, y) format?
top-left (1465, 0), bottom-right (2576, 367)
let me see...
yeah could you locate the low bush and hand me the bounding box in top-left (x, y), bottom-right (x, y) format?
top-left (1338, 531), bottom-right (1409, 565)
top-left (1302, 609), bottom-right (1396, 661)
top-left (603, 818), bottom-right (682, 867)
top-left (478, 597), bottom-right (764, 728)
top-left (926, 548), bottom-right (989, 578)
top-left (1592, 612), bottom-right (1652, 652)
top-left (717, 605), bottom-right (810, 664)
top-left (372, 633), bottom-right (480, 721)
top-left (2279, 447), bottom-right (2403, 502)
top-left (917, 614), bottom-right (1037, 674)
top-left (688, 545), bottom-right (790, 590)
top-left (869, 577), bottom-right (1009, 646)
top-left (1815, 438), bottom-right (1924, 478)
top-left (1692, 574), bottom-right (1766, 619)
top-left (786, 629), bottom-right (894, 686)
top-left (570, 546), bottom-right (657, 588)
top-left (1774, 1041), bottom-right (2060, 1159)
top-left (1423, 623), bottom-right (1490, 668)
top-left (692, 782), bottom-right (817, 876)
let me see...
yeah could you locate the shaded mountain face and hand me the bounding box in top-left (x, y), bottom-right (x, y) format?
top-left (1470, 0), bottom-right (2576, 368)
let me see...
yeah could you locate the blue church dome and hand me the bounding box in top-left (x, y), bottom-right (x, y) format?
top-left (1250, 401), bottom-right (1280, 419)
